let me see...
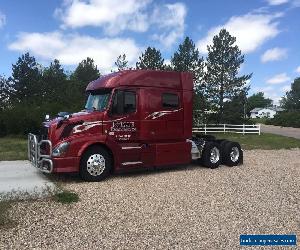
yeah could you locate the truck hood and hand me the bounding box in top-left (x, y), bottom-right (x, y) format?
top-left (43, 110), bottom-right (99, 127)
top-left (43, 110), bottom-right (104, 144)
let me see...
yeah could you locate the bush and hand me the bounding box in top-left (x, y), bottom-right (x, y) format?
top-left (0, 101), bottom-right (79, 137)
top-left (266, 111), bottom-right (300, 128)
top-left (249, 117), bottom-right (270, 124)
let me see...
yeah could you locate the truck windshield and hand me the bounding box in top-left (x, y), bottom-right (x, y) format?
top-left (85, 91), bottom-right (111, 111)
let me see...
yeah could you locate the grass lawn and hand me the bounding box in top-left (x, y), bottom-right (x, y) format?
top-left (207, 132), bottom-right (300, 150)
top-left (0, 136), bottom-right (27, 161)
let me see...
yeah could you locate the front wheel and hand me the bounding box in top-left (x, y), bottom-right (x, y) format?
top-left (200, 142), bottom-right (221, 169)
top-left (80, 146), bottom-right (112, 181)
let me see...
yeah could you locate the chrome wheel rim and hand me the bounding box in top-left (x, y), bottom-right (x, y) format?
top-left (230, 147), bottom-right (240, 162)
top-left (87, 154), bottom-right (105, 176)
top-left (210, 147), bottom-right (220, 164)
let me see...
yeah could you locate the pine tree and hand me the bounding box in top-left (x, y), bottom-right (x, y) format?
top-left (72, 57), bottom-right (100, 86)
top-left (70, 58), bottom-right (100, 109)
top-left (205, 29), bottom-right (252, 123)
top-left (0, 75), bottom-right (11, 111)
top-left (41, 59), bottom-right (67, 103)
top-left (114, 54), bottom-right (129, 71)
top-left (171, 37), bottom-right (204, 83)
top-left (281, 77), bottom-right (300, 110)
top-left (171, 37), bottom-right (205, 123)
top-left (10, 52), bottom-right (42, 103)
top-left (136, 47), bottom-right (165, 70)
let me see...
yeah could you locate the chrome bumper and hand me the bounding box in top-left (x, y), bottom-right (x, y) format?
top-left (28, 133), bottom-right (53, 173)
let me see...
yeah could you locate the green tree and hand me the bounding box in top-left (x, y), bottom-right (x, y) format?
top-left (114, 54), bottom-right (129, 71)
top-left (136, 47), bottom-right (165, 70)
top-left (247, 92), bottom-right (273, 115)
top-left (222, 91), bottom-right (248, 123)
top-left (10, 52), bottom-right (42, 103)
top-left (171, 37), bottom-right (205, 122)
top-left (163, 63), bottom-right (173, 71)
top-left (205, 29), bottom-right (252, 123)
top-left (171, 37), bottom-right (204, 82)
top-left (281, 77), bottom-right (300, 110)
top-left (72, 57), bottom-right (100, 89)
top-left (70, 57), bottom-right (100, 109)
top-left (41, 59), bottom-right (67, 103)
top-left (0, 75), bottom-right (11, 111)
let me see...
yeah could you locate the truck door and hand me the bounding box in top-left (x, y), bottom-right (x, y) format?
top-left (106, 88), bottom-right (142, 167)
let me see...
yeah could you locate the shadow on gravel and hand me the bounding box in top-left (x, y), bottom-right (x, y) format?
top-left (46, 161), bottom-right (208, 183)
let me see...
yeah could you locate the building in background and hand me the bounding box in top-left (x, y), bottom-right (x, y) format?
top-left (250, 107), bottom-right (284, 119)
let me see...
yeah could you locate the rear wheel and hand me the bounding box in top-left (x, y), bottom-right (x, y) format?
top-left (222, 141), bottom-right (242, 166)
top-left (80, 146), bottom-right (112, 181)
top-left (200, 142), bottom-right (221, 169)
top-left (196, 134), bottom-right (216, 141)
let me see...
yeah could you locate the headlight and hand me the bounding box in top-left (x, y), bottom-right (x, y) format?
top-left (52, 142), bottom-right (70, 157)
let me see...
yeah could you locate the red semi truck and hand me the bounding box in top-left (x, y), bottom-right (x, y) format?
top-left (28, 70), bottom-right (242, 181)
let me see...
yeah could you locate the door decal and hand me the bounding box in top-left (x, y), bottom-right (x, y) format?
top-left (111, 121), bottom-right (136, 132)
top-left (145, 108), bottom-right (183, 120)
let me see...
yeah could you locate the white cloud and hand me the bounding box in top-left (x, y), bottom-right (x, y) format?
top-left (266, 0), bottom-right (289, 5)
top-left (151, 3), bottom-right (186, 48)
top-left (266, 73), bottom-right (291, 84)
top-left (261, 47), bottom-right (287, 62)
top-left (196, 12), bottom-right (282, 54)
top-left (267, 0), bottom-right (300, 7)
top-left (8, 31), bottom-right (142, 73)
top-left (56, 0), bottom-right (151, 35)
top-left (0, 11), bottom-right (6, 28)
top-left (55, 0), bottom-right (186, 47)
top-left (295, 66), bottom-right (300, 73)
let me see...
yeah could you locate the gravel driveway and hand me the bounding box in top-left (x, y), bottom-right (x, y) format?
top-left (1, 149), bottom-right (299, 249)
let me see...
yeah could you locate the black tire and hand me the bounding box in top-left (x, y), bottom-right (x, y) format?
top-left (200, 142), bottom-right (221, 169)
top-left (196, 134), bottom-right (216, 141)
top-left (218, 140), bottom-right (228, 150)
top-left (218, 140), bottom-right (229, 164)
top-left (222, 141), bottom-right (243, 167)
top-left (80, 146), bottom-right (112, 181)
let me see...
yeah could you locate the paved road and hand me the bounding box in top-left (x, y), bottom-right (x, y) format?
top-left (261, 124), bottom-right (300, 139)
top-left (0, 161), bottom-right (57, 201)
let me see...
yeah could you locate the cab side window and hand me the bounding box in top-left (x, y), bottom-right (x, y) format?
top-left (111, 90), bottom-right (136, 115)
top-left (162, 93), bottom-right (179, 109)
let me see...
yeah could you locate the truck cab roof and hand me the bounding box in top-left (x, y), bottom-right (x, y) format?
top-left (86, 70), bottom-right (193, 91)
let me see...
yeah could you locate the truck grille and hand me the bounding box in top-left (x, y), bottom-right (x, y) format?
top-left (39, 126), bottom-right (49, 140)
top-left (39, 126), bottom-right (50, 154)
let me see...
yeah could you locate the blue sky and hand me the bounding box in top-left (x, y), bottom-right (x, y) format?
top-left (0, 0), bottom-right (299, 104)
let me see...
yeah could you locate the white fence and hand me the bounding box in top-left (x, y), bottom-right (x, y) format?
top-left (192, 124), bottom-right (261, 135)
